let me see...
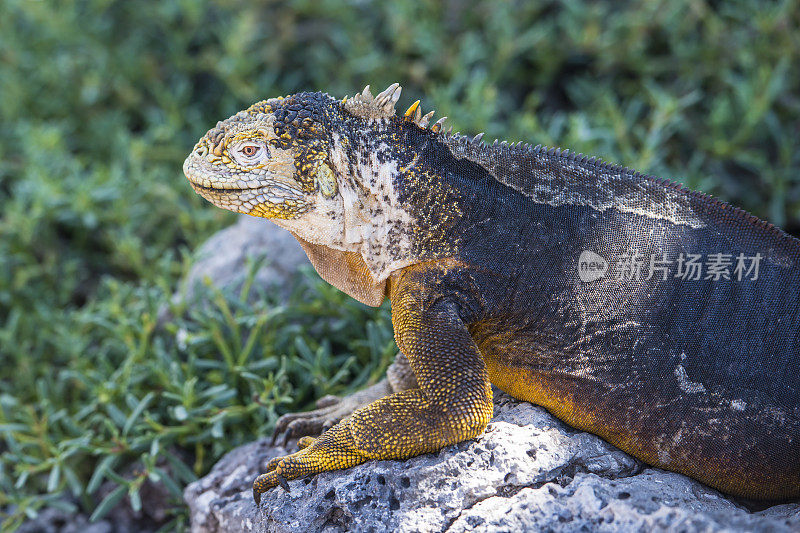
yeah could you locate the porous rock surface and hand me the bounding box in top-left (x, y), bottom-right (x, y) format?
top-left (185, 392), bottom-right (800, 533)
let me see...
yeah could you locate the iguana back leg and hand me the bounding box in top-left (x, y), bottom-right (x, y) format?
top-left (270, 351), bottom-right (417, 445)
top-left (253, 263), bottom-right (493, 502)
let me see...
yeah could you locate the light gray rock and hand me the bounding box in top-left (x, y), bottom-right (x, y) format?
top-left (184, 391), bottom-right (800, 533)
top-left (177, 215), bottom-right (308, 304)
top-left (445, 470), bottom-right (800, 533)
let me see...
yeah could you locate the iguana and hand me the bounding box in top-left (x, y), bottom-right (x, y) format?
top-left (183, 83), bottom-right (800, 504)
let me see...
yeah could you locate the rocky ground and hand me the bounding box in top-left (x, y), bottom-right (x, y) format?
top-left (185, 391), bottom-right (800, 533)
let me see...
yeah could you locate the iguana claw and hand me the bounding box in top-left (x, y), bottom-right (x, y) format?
top-left (253, 474), bottom-right (292, 506)
top-left (253, 471), bottom-right (291, 504)
top-left (269, 398), bottom-right (344, 446)
top-left (276, 473), bottom-right (291, 492)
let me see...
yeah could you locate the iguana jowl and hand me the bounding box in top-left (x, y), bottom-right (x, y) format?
top-left (184, 83), bottom-right (800, 503)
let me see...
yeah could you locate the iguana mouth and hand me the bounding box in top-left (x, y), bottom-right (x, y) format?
top-left (192, 183), bottom-right (257, 194)
top-left (189, 181), bottom-right (305, 202)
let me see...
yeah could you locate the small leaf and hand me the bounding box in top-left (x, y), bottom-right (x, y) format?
top-left (90, 485), bottom-right (126, 522)
top-left (123, 391), bottom-right (155, 437)
top-left (47, 463), bottom-right (61, 493)
top-left (87, 455), bottom-right (118, 494)
top-left (149, 437), bottom-right (160, 457)
top-left (15, 471), bottom-right (29, 489)
top-left (129, 487), bottom-right (142, 512)
top-left (162, 451), bottom-right (197, 483)
top-left (153, 467), bottom-right (183, 498)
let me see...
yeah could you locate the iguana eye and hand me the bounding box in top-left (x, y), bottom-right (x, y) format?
top-left (231, 141), bottom-right (268, 165)
top-left (241, 145), bottom-right (260, 157)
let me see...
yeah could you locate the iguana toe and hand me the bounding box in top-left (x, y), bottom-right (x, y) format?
top-left (279, 417), bottom-right (330, 447)
top-left (296, 436), bottom-right (316, 449)
top-left (270, 380), bottom-right (393, 445)
top-left (254, 423), bottom-right (369, 502)
top-left (314, 394), bottom-right (342, 409)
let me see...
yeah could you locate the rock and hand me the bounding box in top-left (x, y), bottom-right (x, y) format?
top-left (184, 391), bottom-right (800, 532)
top-left (174, 215), bottom-right (308, 307)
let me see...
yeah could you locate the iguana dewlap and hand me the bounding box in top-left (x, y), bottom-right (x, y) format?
top-left (183, 84), bottom-right (800, 503)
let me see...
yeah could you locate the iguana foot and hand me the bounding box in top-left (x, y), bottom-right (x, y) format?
top-left (255, 421), bottom-right (369, 504)
top-left (253, 385), bottom-right (493, 505)
top-left (255, 354), bottom-right (425, 505)
top-left (269, 352), bottom-right (417, 446)
top-left (270, 379), bottom-right (392, 446)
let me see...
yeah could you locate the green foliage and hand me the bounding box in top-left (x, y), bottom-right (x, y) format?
top-left (1, 0), bottom-right (798, 528)
top-left (0, 260), bottom-right (395, 529)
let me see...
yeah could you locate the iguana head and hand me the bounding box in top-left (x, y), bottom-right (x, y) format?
top-left (182, 84), bottom-right (417, 236)
top-left (183, 90), bottom-right (351, 245)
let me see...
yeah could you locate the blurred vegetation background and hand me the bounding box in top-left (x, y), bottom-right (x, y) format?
top-left (1, 0), bottom-right (798, 529)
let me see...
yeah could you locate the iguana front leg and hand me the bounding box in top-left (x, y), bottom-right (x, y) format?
top-left (253, 264), bottom-right (494, 503)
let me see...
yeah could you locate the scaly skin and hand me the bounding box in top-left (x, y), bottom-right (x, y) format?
top-left (184, 84), bottom-right (800, 503)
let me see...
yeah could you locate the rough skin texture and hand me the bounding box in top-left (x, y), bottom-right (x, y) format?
top-left (183, 84), bottom-right (800, 503)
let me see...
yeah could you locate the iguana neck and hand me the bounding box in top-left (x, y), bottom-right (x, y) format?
top-left (286, 117), bottom-right (458, 283)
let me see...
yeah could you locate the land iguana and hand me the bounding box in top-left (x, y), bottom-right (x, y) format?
top-left (183, 83), bottom-right (800, 503)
